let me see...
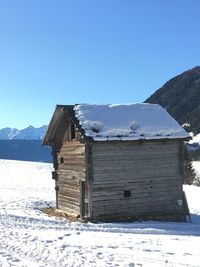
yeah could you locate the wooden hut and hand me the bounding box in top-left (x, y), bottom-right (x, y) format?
top-left (43, 103), bottom-right (190, 222)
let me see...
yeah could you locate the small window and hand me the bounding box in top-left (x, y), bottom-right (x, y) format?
top-left (60, 157), bottom-right (64, 164)
top-left (124, 190), bottom-right (131, 198)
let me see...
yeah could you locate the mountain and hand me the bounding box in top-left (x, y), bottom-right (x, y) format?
top-left (145, 66), bottom-right (200, 134)
top-left (0, 125), bottom-right (51, 162)
top-left (0, 125), bottom-right (48, 140)
top-left (0, 127), bottom-right (19, 139)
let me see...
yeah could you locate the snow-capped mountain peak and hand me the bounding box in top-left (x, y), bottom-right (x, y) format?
top-left (0, 125), bottom-right (48, 140)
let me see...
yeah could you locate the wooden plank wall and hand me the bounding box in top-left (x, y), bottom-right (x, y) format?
top-left (56, 141), bottom-right (85, 216)
top-left (91, 140), bottom-right (183, 220)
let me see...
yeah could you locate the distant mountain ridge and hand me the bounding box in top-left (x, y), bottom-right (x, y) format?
top-left (145, 66), bottom-right (200, 134)
top-left (0, 125), bottom-right (48, 140)
top-left (0, 125), bottom-right (51, 162)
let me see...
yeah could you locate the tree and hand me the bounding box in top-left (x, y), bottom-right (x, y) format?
top-left (183, 147), bottom-right (196, 185)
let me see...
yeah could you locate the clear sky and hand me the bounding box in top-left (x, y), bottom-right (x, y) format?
top-left (0, 0), bottom-right (200, 129)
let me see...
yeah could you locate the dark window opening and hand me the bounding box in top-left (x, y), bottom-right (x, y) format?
top-left (71, 123), bottom-right (75, 140)
top-left (60, 157), bottom-right (64, 164)
top-left (124, 190), bottom-right (131, 198)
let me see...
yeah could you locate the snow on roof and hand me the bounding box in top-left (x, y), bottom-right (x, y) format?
top-left (74, 103), bottom-right (190, 141)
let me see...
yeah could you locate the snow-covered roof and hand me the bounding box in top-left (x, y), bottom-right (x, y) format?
top-left (74, 103), bottom-right (190, 141)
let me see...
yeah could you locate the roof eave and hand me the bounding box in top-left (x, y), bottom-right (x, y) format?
top-left (43, 104), bottom-right (89, 146)
top-left (86, 135), bottom-right (191, 143)
top-left (43, 105), bottom-right (69, 146)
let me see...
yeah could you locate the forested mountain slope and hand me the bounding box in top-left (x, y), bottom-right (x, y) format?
top-left (145, 66), bottom-right (200, 134)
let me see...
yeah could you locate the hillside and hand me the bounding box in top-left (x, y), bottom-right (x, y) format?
top-left (145, 66), bottom-right (200, 134)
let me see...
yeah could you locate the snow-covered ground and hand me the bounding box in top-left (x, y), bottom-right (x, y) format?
top-left (193, 161), bottom-right (200, 176)
top-left (0, 159), bottom-right (200, 267)
top-left (189, 133), bottom-right (200, 146)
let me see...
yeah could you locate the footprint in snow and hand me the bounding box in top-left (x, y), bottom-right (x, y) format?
top-left (108, 245), bottom-right (118, 249)
top-left (46, 240), bottom-right (53, 243)
top-left (183, 253), bottom-right (192, 256)
top-left (64, 233), bottom-right (71, 237)
top-left (12, 259), bottom-right (20, 263)
top-left (143, 249), bottom-right (152, 252)
top-left (166, 252), bottom-right (175, 255)
top-left (97, 252), bottom-right (103, 256)
top-left (124, 246), bottom-right (133, 250)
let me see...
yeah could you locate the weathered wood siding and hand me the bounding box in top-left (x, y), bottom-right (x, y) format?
top-left (56, 141), bottom-right (86, 216)
top-left (91, 140), bottom-right (183, 220)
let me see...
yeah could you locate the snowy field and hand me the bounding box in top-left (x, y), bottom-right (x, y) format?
top-left (0, 160), bottom-right (200, 267)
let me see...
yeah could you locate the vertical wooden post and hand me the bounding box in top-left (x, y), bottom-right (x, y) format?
top-left (85, 143), bottom-right (93, 219)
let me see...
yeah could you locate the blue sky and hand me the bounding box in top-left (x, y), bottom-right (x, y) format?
top-left (0, 0), bottom-right (200, 129)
